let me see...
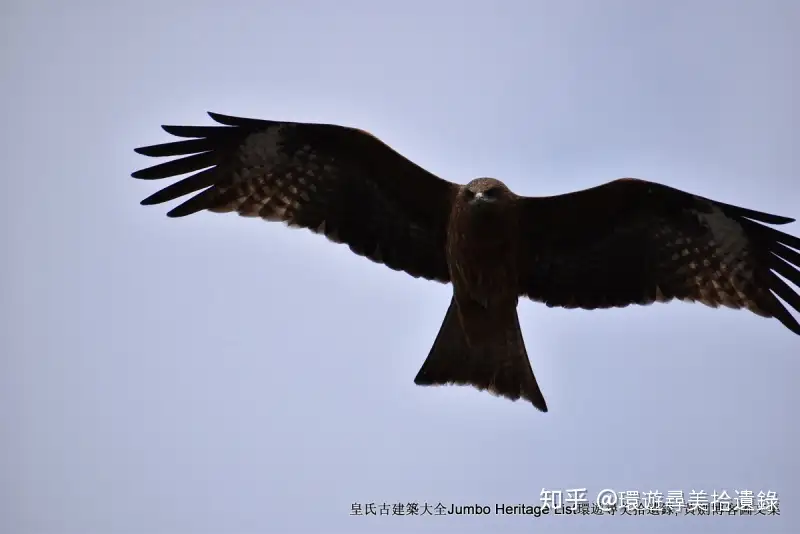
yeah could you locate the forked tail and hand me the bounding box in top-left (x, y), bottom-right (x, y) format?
top-left (413, 297), bottom-right (548, 412)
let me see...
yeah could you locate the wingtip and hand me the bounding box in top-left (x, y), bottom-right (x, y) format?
top-left (206, 111), bottom-right (240, 125)
top-left (764, 214), bottom-right (796, 225)
top-left (526, 395), bottom-right (549, 412)
top-left (735, 207), bottom-right (794, 225)
top-left (206, 111), bottom-right (255, 127)
top-left (133, 145), bottom-right (167, 157)
top-left (780, 311), bottom-right (800, 336)
top-left (165, 204), bottom-right (198, 218)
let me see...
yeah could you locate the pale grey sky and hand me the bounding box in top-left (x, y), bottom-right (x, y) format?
top-left (2, 0), bottom-right (798, 533)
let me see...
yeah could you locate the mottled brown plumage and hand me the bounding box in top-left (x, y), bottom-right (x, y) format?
top-left (132, 112), bottom-right (800, 412)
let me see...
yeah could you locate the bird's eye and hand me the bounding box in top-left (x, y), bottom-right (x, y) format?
top-left (464, 189), bottom-right (475, 199)
top-left (485, 187), bottom-right (499, 197)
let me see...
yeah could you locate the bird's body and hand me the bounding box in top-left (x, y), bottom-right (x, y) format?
top-left (448, 179), bottom-right (521, 309)
top-left (132, 112), bottom-right (800, 412)
top-left (424, 178), bottom-right (547, 410)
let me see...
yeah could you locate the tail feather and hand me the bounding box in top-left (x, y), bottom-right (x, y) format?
top-left (414, 297), bottom-right (548, 412)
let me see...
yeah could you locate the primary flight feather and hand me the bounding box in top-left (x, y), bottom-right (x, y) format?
top-left (132, 112), bottom-right (800, 412)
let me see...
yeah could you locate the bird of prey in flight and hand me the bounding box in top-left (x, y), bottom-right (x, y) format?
top-left (132, 112), bottom-right (800, 412)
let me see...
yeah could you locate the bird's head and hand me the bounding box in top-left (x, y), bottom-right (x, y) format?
top-left (462, 177), bottom-right (513, 208)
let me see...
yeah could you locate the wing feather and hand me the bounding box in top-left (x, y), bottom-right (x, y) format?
top-left (134, 138), bottom-right (218, 158)
top-left (132, 112), bottom-right (457, 282)
top-left (518, 178), bottom-right (800, 335)
top-left (139, 168), bottom-right (218, 206)
top-left (131, 151), bottom-right (218, 180)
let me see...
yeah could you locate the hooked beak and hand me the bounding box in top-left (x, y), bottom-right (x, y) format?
top-left (469, 191), bottom-right (495, 204)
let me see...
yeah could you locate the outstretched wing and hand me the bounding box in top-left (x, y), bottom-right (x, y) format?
top-left (517, 178), bottom-right (800, 335)
top-left (133, 112), bottom-right (459, 282)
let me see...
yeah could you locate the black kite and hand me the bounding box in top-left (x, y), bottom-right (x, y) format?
top-left (132, 112), bottom-right (800, 412)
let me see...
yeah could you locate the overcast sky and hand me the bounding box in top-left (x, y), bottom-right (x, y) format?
top-left (2, 0), bottom-right (798, 533)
